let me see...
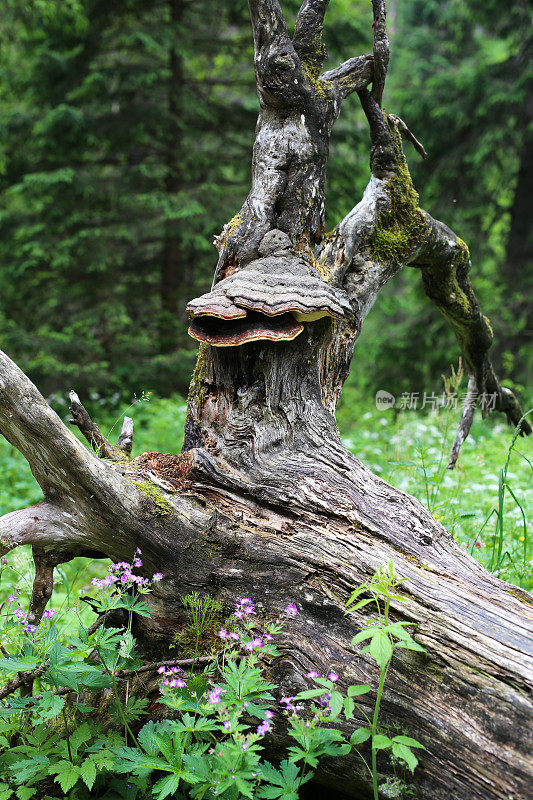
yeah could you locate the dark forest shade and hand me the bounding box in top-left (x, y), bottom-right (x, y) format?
top-left (0, 0), bottom-right (530, 398)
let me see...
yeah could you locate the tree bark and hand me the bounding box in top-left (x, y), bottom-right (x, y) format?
top-left (0, 3), bottom-right (531, 799)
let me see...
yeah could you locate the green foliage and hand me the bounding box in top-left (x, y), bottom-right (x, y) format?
top-left (345, 562), bottom-right (426, 798)
top-left (0, 564), bottom-right (425, 799)
top-left (174, 592), bottom-right (223, 661)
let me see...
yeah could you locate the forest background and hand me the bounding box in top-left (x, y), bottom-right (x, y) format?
top-left (0, 0), bottom-right (531, 588)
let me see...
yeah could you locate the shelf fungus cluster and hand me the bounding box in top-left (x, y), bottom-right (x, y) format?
top-left (186, 230), bottom-right (351, 347)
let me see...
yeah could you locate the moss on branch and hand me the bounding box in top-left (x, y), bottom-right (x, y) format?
top-left (367, 117), bottom-right (427, 265)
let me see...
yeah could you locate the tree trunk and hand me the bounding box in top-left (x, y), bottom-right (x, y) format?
top-left (0, 3), bottom-right (531, 799)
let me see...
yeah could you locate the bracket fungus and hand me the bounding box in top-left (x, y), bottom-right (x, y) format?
top-left (187, 230), bottom-right (351, 347)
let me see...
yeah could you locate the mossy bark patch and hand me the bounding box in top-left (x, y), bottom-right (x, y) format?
top-left (130, 479), bottom-right (173, 515)
top-left (367, 118), bottom-right (427, 265)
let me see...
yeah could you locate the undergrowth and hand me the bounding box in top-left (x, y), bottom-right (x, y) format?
top-left (0, 376), bottom-right (531, 602)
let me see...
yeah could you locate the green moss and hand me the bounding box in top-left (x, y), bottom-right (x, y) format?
top-left (455, 236), bottom-right (470, 259)
top-left (187, 341), bottom-right (209, 407)
top-left (302, 63), bottom-right (327, 99)
top-left (367, 117), bottom-right (427, 265)
top-left (300, 34), bottom-right (329, 99)
top-left (504, 586), bottom-right (533, 606)
top-left (222, 212), bottom-right (243, 245)
top-left (131, 479), bottom-right (172, 515)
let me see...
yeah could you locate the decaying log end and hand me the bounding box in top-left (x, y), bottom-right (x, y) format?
top-left (117, 416), bottom-right (134, 455)
top-left (27, 545), bottom-right (79, 625)
top-left (447, 375), bottom-right (478, 469)
top-left (69, 390), bottom-right (134, 460)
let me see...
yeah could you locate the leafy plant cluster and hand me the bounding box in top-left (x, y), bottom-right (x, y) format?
top-left (0, 558), bottom-right (425, 799)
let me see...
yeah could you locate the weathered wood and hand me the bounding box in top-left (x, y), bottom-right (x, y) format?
top-left (0, 2), bottom-right (531, 799)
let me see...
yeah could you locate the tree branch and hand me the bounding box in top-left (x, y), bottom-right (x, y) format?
top-left (357, 89), bottom-right (398, 177)
top-left (321, 55), bottom-right (374, 100)
top-left (0, 349), bottom-right (146, 515)
top-left (370, 0), bottom-right (389, 106)
top-left (293, 0), bottom-right (329, 70)
top-left (0, 503), bottom-right (82, 557)
top-left (0, 663), bottom-right (48, 702)
top-left (388, 113), bottom-right (428, 159)
top-left (447, 375), bottom-right (477, 469)
top-left (248, 0), bottom-right (288, 52)
top-left (412, 213), bottom-right (531, 456)
top-left (27, 546), bottom-right (79, 625)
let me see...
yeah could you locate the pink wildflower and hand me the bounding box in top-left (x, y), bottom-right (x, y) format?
top-left (208, 686), bottom-right (226, 705)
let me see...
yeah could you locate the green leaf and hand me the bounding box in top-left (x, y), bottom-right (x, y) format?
top-left (0, 657), bottom-right (40, 673)
top-left (329, 691), bottom-right (343, 719)
top-left (69, 721), bottom-right (92, 756)
top-left (152, 773), bottom-right (183, 800)
top-left (391, 742), bottom-right (419, 773)
top-left (395, 638), bottom-right (426, 653)
top-left (369, 631), bottom-right (393, 668)
top-left (347, 684), bottom-right (371, 697)
top-left (118, 630), bottom-right (135, 659)
top-left (80, 759), bottom-right (97, 790)
top-left (349, 728), bottom-right (371, 746)
top-left (17, 788), bottom-right (37, 800)
top-left (392, 735), bottom-right (426, 749)
top-left (351, 626), bottom-right (380, 645)
top-left (350, 598), bottom-right (373, 610)
top-left (9, 755), bottom-right (49, 782)
top-left (372, 734), bottom-right (392, 750)
top-left (137, 720), bottom-right (163, 756)
top-left (257, 759), bottom-right (303, 799)
top-left (346, 587), bottom-right (365, 605)
top-left (343, 697), bottom-right (354, 719)
top-left (35, 691), bottom-right (65, 722)
top-left (294, 688), bottom-right (327, 700)
top-left (51, 761), bottom-right (82, 792)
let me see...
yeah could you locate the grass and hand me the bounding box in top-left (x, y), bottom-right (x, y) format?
top-left (337, 385), bottom-right (532, 589)
top-left (0, 383), bottom-right (531, 614)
